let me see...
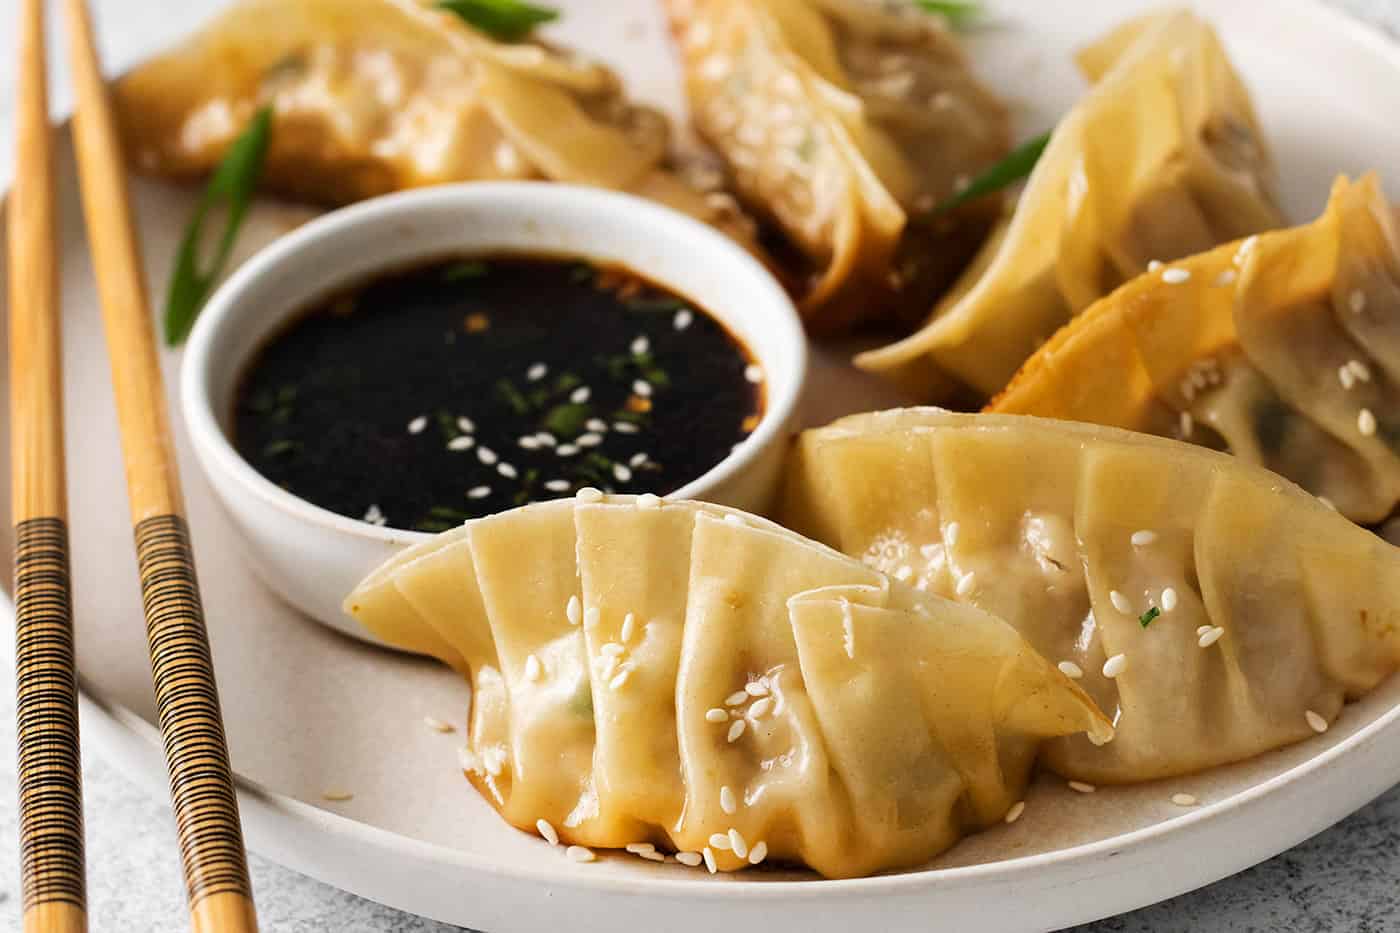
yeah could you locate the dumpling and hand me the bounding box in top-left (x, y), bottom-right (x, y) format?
top-left (345, 494), bottom-right (1110, 878)
top-left (782, 409), bottom-right (1400, 783)
top-left (664, 0), bottom-right (1010, 332)
top-left (114, 0), bottom-right (759, 248)
top-left (993, 174), bottom-right (1400, 526)
top-left (855, 10), bottom-right (1282, 398)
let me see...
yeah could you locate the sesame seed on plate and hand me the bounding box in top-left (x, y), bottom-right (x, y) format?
top-left (632, 379), bottom-right (653, 398)
top-left (1109, 590), bottom-right (1132, 614)
top-left (676, 851), bottom-right (703, 867)
top-left (457, 416), bottom-right (476, 433)
top-left (1147, 260), bottom-right (1163, 272)
top-left (946, 522), bottom-right (960, 547)
top-left (621, 613), bottom-right (637, 642)
top-left (1068, 781), bottom-right (1096, 794)
top-left (1339, 365), bottom-right (1357, 390)
top-left (613, 421), bottom-right (640, 434)
top-left (577, 433), bottom-right (604, 448)
top-left (748, 840), bottom-right (768, 865)
top-left (448, 435), bottom-right (475, 451)
top-left (518, 435), bottom-right (541, 450)
top-left (1197, 624), bottom-right (1214, 636)
top-left (613, 464), bottom-right (633, 483)
top-left (570, 387), bottom-right (591, 404)
top-left (629, 452), bottom-right (649, 468)
top-left (1004, 801), bottom-right (1026, 824)
top-left (423, 716), bottom-right (455, 733)
top-left (1349, 359), bottom-right (1372, 382)
top-left (1172, 793), bottom-right (1198, 807)
top-left (1306, 709), bottom-right (1329, 734)
top-left (498, 462), bottom-right (518, 479)
top-left (557, 444), bottom-right (580, 457)
top-left (631, 336), bottom-right (651, 356)
top-left (537, 818), bottom-right (560, 845)
top-left (586, 418), bottom-right (609, 433)
top-left (745, 681), bottom-right (768, 697)
top-left (727, 719), bottom-right (747, 743)
top-left (955, 572), bottom-right (976, 597)
top-left (525, 654), bottom-right (543, 681)
top-left (1359, 408), bottom-right (1377, 436)
top-left (706, 708), bottom-right (729, 723)
top-left (744, 365), bottom-right (763, 384)
top-left (725, 690), bottom-right (749, 706)
top-left (674, 309), bottom-right (694, 331)
top-left (637, 493), bottom-right (662, 509)
top-left (545, 479), bottom-right (571, 492)
top-left (477, 446), bottom-right (498, 466)
top-left (407, 415), bottom-right (428, 435)
top-left (536, 432), bottom-right (557, 447)
top-left (1198, 626), bottom-right (1225, 648)
top-left (1161, 267), bottom-right (1191, 284)
top-left (1058, 661), bottom-right (1083, 679)
top-left (702, 847), bottom-right (717, 873)
top-left (609, 669), bottom-right (631, 690)
top-left (566, 595), bottom-right (582, 625)
top-left (625, 842), bottom-right (656, 855)
top-left (720, 786), bottom-right (737, 814)
top-left (1131, 530), bottom-right (1157, 547)
top-left (748, 697), bottom-right (773, 719)
top-left (1162, 587), bottom-right (1179, 612)
top-left (566, 845), bottom-right (596, 863)
top-left (584, 607), bottom-right (601, 628)
top-left (577, 487), bottom-right (603, 503)
top-left (527, 363), bottom-right (548, 382)
top-left (1350, 290), bottom-right (1367, 313)
top-left (1102, 653), bottom-right (1128, 678)
top-left (322, 789), bottom-right (354, 802)
top-left (467, 486), bottom-right (491, 500)
top-left (363, 504), bottom-right (386, 526)
top-left (709, 832), bottom-right (732, 851)
top-left (728, 829), bottom-right (749, 859)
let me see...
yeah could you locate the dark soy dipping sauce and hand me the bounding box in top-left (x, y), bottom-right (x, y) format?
top-left (234, 255), bottom-right (765, 532)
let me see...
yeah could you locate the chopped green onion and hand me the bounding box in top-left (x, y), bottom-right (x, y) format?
top-left (1139, 606), bottom-right (1161, 629)
top-left (936, 130), bottom-right (1052, 215)
top-left (914, 0), bottom-right (980, 28)
top-left (164, 106), bottom-right (274, 346)
top-left (438, 0), bottom-right (558, 41)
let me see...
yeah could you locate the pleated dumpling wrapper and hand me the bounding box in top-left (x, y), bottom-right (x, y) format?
top-left (664, 0), bottom-right (1009, 333)
top-left (114, 0), bottom-right (759, 249)
top-left (855, 9), bottom-right (1282, 398)
top-left (344, 494), bottom-right (1110, 878)
top-left (782, 409), bottom-right (1400, 784)
top-left (992, 174), bottom-right (1400, 527)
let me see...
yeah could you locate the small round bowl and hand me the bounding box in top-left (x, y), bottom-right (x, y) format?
top-left (182, 182), bottom-right (807, 646)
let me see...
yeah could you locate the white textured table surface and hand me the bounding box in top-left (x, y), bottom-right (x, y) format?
top-left (3, 2), bottom-right (1400, 931)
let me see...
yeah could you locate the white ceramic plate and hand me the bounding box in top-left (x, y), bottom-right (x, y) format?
top-left (3, 1), bottom-right (1400, 930)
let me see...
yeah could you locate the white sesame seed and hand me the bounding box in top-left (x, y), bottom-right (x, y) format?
top-left (1058, 661), bottom-right (1084, 679)
top-left (637, 493), bottom-right (662, 509)
top-left (556, 444), bottom-right (580, 456)
top-left (586, 418), bottom-right (609, 433)
top-left (537, 818), bottom-right (560, 845)
top-left (518, 435), bottom-right (541, 450)
top-left (457, 416), bottom-right (476, 433)
top-left (676, 851), bottom-right (703, 867)
top-left (613, 421), bottom-right (640, 434)
top-left (621, 613), bottom-right (636, 642)
top-left (536, 432), bottom-right (557, 447)
top-left (748, 840), bottom-right (768, 865)
top-left (601, 643), bottom-right (625, 658)
top-left (477, 446), bottom-right (498, 466)
top-left (945, 522), bottom-right (960, 547)
top-left (720, 786), bottom-right (737, 814)
top-left (702, 847), bottom-right (717, 873)
top-left (631, 336), bottom-right (651, 356)
top-left (1350, 290), bottom-right (1367, 313)
top-left (448, 435), bottom-right (475, 451)
top-left (545, 479), bottom-right (571, 492)
top-left (1359, 408), bottom-right (1377, 436)
top-left (625, 842), bottom-right (656, 855)
top-left (639, 850), bottom-right (665, 862)
top-left (728, 828), bottom-right (748, 859)
top-left (407, 415), bottom-right (428, 435)
top-left (1306, 709), bottom-right (1329, 734)
top-left (467, 485), bottom-right (492, 500)
top-left (725, 690), bottom-right (749, 706)
top-left (1215, 269), bottom-right (1237, 286)
top-left (706, 708), bottom-right (729, 723)
top-left (629, 452), bottom-right (649, 469)
top-left (1162, 587), bottom-right (1179, 612)
top-left (956, 572), bottom-right (977, 597)
top-left (1088, 728), bottom-right (1114, 747)
top-left (457, 746), bottom-right (481, 772)
top-left (1131, 530), bottom-right (1157, 547)
top-left (497, 462), bottom-right (518, 479)
top-left (566, 595), bottom-right (582, 625)
top-left (1004, 801), bottom-right (1026, 824)
top-left (566, 845), bottom-right (596, 863)
top-left (577, 433), bottom-right (603, 448)
top-left (1339, 365), bottom-right (1357, 390)
top-left (322, 789), bottom-right (354, 802)
top-left (362, 504), bottom-right (387, 526)
top-left (674, 309), bottom-right (694, 331)
top-left (1349, 359), bottom-right (1372, 382)
top-left (609, 669), bottom-right (631, 690)
top-left (1197, 624), bottom-right (1214, 636)
top-left (748, 697), bottom-right (773, 719)
top-left (1180, 410), bottom-right (1194, 437)
top-left (584, 607), bottom-right (601, 628)
top-left (744, 365), bottom-right (763, 384)
top-left (709, 832), bottom-right (732, 851)
top-left (1147, 260), bottom-right (1163, 272)
top-left (1109, 590), bottom-right (1132, 614)
top-left (577, 487), bottom-right (603, 503)
top-left (1198, 626), bottom-right (1225, 648)
top-left (525, 654), bottom-right (543, 681)
top-left (613, 464), bottom-right (633, 483)
top-left (527, 363), bottom-right (548, 382)
top-left (1068, 781), bottom-right (1096, 794)
top-left (423, 716), bottom-right (454, 733)
top-left (1102, 653), bottom-right (1128, 678)
top-left (1162, 267), bottom-right (1191, 284)
top-left (745, 681), bottom-right (768, 697)
top-left (1172, 793), bottom-right (1198, 807)
top-left (570, 387), bottom-right (591, 404)
top-left (632, 379), bottom-right (653, 398)
top-left (727, 719), bottom-right (747, 743)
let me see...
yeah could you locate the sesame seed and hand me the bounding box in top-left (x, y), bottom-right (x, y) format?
top-left (748, 840), bottom-right (768, 865)
top-left (727, 719), bottom-right (747, 743)
top-left (1068, 781), bottom-right (1096, 794)
top-left (448, 435), bottom-right (475, 451)
top-left (1058, 661), bottom-right (1083, 679)
top-left (745, 364), bottom-right (763, 384)
top-left (1215, 269), bottom-right (1237, 286)
top-left (457, 417), bottom-right (476, 433)
top-left (1109, 590), bottom-right (1131, 614)
top-left (613, 464), bottom-right (633, 483)
top-left (566, 596), bottom-right (582, 625)
top-left (557, 444), bottom-right (580, 456)
top-left (497, 462), bottom-right (518, 479)
top-left (631, 336), bottom-right (650, 356)
top-left (725, 690), bottom-right (749, 706)
top-left (1349, 359), bottom-right (1372, 382)
top-left (1198, 626), bottom-right (1225, 648)
top-left (676, 851), bottom-right (703, 867)
top-left (570, 387), bottom-right (591, 404)
top-left (894, 565), bottom-right (914, 582)
top-left (1162, 267), bottom-right (1191, 284)
top-left (468, 486), bottom-right (492, 500)
top-left (633, 379), bottom-right (653, 398)
top-left (1359, 408), bottom-right (1377, 436)
top-left (527, 363), bottom-right (548, 382)
top-left (946, 522), bottom-right (960, 547)
top-left (1197, 624), bottom-right (1215, 636)
top-left (637, 493), bottom-right (662, 509)
top-left (745, 681), bottom-right (768, 697)
top-left (545, 479), bottom-right (571, 492)
top-left (610, 669), bottom-right (631, 690)
top-left (518, 436), bottom-right (541, 450)
top-left (1102, 653), bottom-right (1128, 678)
top-left (613, 421), bottom-right (640, 434)
top-left (424, 716), bottom-right (455, 733)
top-left (477, 446), bottom-right (498, 466)
top-left (748, 697), bottom-right (774, 719)
top-left (629, 452), bottom-right (649, 468)
top-left (674, 309), bottom-right (694, 330)
top-left (706, 708), bottom-right (729, 723)
top-left (1172, 793), bottom-right (1198, 807)
top-left (1350, 290), bottom-right (1367, 313)
top-left (586, 418), bottom-right (609, 433)
top-left (709, 832), bottom-right (732, 851)
top-left (577, 487), bottom-right (603, 503)
top-left (536, 432), bottom-right (557, 447)
top-left (625, 842), bottom-right (656, 855)
top-left (1131, 530), bottom-right (1157, 547)
top-left (457, 746), bottom-right (481, 772)
top-left (577, 432), bottom-right (603, 448)
top-left (322, 789), bottom-right (354, 802)
top-left (1340, 365), bottom-right (1357, 390)
top-left (537, 818), bottom-right (560, 845)
top-left (955, 572), bottom-right (976, 597)
top-left (1147, 260), bottom-right (1163, 272)
top-left (1180, 411), bottom-right (1194, 437)
top-left (584, 607), bottom-right (601, 628)
top-left (407, 415), bottom-right (428, 435)
top-left (1306, 709), bottom-right (1329, 734)
top-left (1004, 801), bottom-right (1026, 824)
top-left (1088, 729), bottom-right (1114, 747)
top-left (702, 847), bottom-right (717, 873)
top-left (363, 504), bottom-right (387, 526)
top-left (728, 828), bottom-right (749, 859)
top-left (602, 643), bottom-right (625, 658)
top-left (621, 613), bottom-right (636, 642)
top-left (525, 654), bottom-right (543, 681)
top-left (566, 845), bottom-right (596, 863)
top-left (1162, 587), bottom-right (1179, 612)
top-left (720, 786), bottom-right (737, 814)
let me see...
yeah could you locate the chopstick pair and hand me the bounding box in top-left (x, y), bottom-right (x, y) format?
top-left (10, 0), bottom-right (258, 931)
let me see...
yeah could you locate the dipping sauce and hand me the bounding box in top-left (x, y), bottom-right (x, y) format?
top-left (234, 255), bottom-right (764, 532)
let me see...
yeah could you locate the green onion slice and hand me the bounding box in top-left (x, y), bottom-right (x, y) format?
top-left (936, 129), bottom-right (1052, 215)
top-left (438, 0), bottom-right (559, 41)
top-left (914, 0), bottom-right (981, 28)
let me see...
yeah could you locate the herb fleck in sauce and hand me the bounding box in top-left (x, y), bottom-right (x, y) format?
top-left (235, 255), bottom-right (763, 531)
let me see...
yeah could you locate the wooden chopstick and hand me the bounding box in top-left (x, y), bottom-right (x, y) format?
top-left (10, 0), bottom-right (89, 930)
top-left (57, 0), bottom-right (260, 930)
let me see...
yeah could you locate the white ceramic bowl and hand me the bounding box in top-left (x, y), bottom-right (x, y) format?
top-left (182, 182), bottom-right (807, 645)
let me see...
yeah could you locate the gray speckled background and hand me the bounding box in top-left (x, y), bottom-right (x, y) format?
top-left (2, 1), bottom-right (1400, 931)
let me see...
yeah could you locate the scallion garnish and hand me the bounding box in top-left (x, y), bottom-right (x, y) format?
top-left (935, 129), bottom-right (1052, 214)
top-left (914, 0), bottom-right (980, 28)
top-left (1139, 606), bottom-right (1161, 629)
top-left (438, 0), bottom-right (558, 41)
top-left (164, 106), bottom-right (274, 345)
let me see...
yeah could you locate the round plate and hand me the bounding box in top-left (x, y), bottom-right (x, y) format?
top-left (3, 1), bottom-right (1400, 930)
